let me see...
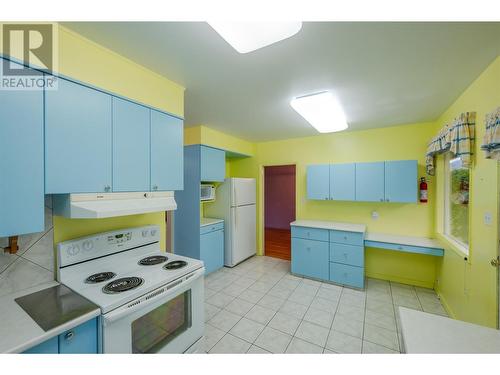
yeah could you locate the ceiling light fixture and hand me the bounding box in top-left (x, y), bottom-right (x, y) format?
top-left (207, 22), bottom-right (302, 54)
top-left (290, 91), bottom-right (348, 133)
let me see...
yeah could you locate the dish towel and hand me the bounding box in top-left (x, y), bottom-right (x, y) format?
top-left (481, 107), bottom-right (500, 160)
top-left (426, 112), bottom-right (476, 175)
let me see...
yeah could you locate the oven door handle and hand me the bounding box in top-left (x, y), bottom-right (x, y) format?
top-left (102, 267), bottom-right (205, 326)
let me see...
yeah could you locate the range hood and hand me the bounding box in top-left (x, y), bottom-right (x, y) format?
top-left (52, 192), bottom-right (177, 219)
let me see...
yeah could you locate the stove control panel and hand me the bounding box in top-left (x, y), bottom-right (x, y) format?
top-left (107, 232), bottom-right (132, 245)
top-left (57, 225), bottom-right (161, 268)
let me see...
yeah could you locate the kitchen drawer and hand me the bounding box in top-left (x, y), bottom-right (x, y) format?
top-left (58, 317), bottom-right (98, 354)
top-left (329, 230), bottom-right (364, 246)
top-left (329, 262), bottom-right (364, 289)
top-left (23, 336), bottom-right (59, 354)
top-left (329, 243), bottom-right (364, 267)
top-left (200, 222), bottom-right (224, 235)
top-left (291, 226), bottom-right (329, 242)
top-left (291, 238), bottom-right (329, 280)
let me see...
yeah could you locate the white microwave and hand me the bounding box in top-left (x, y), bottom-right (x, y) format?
top-left (200, 184), bottom-right (215, 201)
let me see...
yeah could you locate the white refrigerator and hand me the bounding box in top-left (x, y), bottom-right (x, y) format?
top-left (205, 178), bottom-right (256, 267)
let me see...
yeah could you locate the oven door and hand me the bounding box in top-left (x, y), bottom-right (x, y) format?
top-left (102, 268), bottom-right (204, 354)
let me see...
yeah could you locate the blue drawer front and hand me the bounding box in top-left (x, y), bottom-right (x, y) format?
top-left (200, 222), bottom-right (224, 235)
top-left (23, 336), bottom-right (59, 354)
top-left (291, 238), bottom-right (329, 280)
top-left (200, 229), bottom-right (224, 274)
top-left (291, 226), bottom-right (329, 242)
top-left (329, 230), bottom-right (364, 246)
top-left (329, 262), bottom-right (364, 289)
top-left (330, 243), bottom-right (364, 267)
top-left (364, 240), bottom-right (444, 257)
top-left (58, 318), bottom-right (98, 354)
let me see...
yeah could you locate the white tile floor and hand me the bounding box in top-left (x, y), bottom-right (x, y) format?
top-left (204, 255), bottom-right (448, 354)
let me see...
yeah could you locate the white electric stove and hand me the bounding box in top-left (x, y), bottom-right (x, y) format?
top-left (57, 225), bottom-right (205, 354)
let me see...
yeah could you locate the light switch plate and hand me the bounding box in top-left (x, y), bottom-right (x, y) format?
top-left (484, 212), bottom-right (492, 225)
top-left (371, 211), bottom-right (379, 220)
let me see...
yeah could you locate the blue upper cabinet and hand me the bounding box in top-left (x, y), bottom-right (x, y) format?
top-left (0, 59), bottom-right (45, 237)
top-left (384, 160), bottom-right (417, 203)
top-left (112, 97), bottom-right (150, 192)
top-left (307, 165), bottom-right (330, 200)
top-left (45, 78), bottom-right (112, 193)
top-left (200, 146), bottom-right (225, 182)
top-left (150, 110), bottom-right (183, 191)
top-left (330, 163), bottom-right (355, 201)
top-left (355, 162), bottom-right (385, 202)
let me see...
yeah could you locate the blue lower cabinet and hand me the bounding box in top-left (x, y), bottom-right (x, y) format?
top-left (23, 318), bottom-right (98, 354)
top-left (329, 262), bottom-right (364, 289)
top-left (23, 336), bottom-right (59, 354)
top-left (58, 318), bottom-right (98, 354)
top-left (200, 228), bottom-right (224, 274)
top-left (291, 238), bottom-right (329, 280)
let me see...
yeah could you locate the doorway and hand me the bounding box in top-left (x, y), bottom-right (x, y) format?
top-left (264, 165), bottom-right (296, 260)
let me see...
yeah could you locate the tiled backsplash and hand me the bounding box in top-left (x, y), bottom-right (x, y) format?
top-left (0, 198), bottom-right (55, 297)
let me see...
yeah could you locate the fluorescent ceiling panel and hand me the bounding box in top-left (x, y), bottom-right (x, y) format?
top-left (290, 92), bottom-right (348, 133)
top-left (208, 22), bottom-right (302, 53)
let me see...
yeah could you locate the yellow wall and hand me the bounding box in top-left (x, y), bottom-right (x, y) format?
top-left (434, 56), bottom-right (500, 328)
top-left (1, 23), bottom-right (185, 251)
top-left (230, 122), bottom-right (439, 287)
top-left (185, 125), bottom-right (256, 156)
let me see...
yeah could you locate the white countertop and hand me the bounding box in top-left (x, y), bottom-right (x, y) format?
top-left (200, 217), bottom-right (224, 227)
top-left (365, 232), bottom-right (443, 248)
top-left (290, 220), bottom-right (366, 233)
top-left (399, 307), bottom-right (500, 353)
top-left (0, 281), bottom-right (101, 354)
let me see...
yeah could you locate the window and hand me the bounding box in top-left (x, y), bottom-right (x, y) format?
top-left (444, 153), bottom-right (470, 253)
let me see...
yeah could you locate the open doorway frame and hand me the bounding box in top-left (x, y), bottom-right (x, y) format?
top-left (260, 164), bottom-right (297, 260)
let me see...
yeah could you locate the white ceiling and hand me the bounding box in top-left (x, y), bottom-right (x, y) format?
top-left (63, 22), bottom-right (500, 142)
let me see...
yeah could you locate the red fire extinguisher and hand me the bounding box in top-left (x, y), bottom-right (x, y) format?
top-left (420, 177), bottom-right (428, 203)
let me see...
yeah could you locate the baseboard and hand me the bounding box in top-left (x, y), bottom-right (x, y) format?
top-left (365, 271), bottom-right (435, 289)
top-left (435, 289), bottom-right (456, 319)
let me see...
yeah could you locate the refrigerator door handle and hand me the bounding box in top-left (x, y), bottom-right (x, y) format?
top-left (233, 184), bottom-right (237, 207)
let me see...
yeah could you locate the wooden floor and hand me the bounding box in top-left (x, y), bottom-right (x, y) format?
top-left (264, 227), bottom-right (291, 260)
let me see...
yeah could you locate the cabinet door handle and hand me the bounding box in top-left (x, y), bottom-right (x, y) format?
top-left (306, 247), bottom-right (311, 251)
top-left (343, 252), bottom-right (348, 258)
top-left (104, 185), bottom-right (111, 192)
top-left (343, 236), bottom-right (347, 240)
top-left (386, 198), bottom-right (390, 202)
top-left (380, 198), bottom-right (384, 202)
top-left (152, 185), bottom-right (158, 191)
top-left (64, 331), bottom-right (74, 341)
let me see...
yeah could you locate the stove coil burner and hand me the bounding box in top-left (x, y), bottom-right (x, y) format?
top-left (102, 277), bottom-right (144, 294)
top-left (163, 260), bottom-right (188, 270)
top-left (85, 272), bottom-right (116, 284)
top-left (138, 255), bottom-right (168, 266)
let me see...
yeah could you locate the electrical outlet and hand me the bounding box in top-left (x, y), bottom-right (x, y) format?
top-left (484, 212), bottom-right (492, 225)
top-left (371, 211), bottom-right (379, 220)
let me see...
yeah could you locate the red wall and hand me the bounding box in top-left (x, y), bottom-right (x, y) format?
top-left (264, 165), bottom-right (296, 230)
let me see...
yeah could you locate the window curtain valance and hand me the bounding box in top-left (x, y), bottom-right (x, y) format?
top-left (481, 107), bottom-right (500, 160)
top-left (425, 112), bottom-right (476, 175)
